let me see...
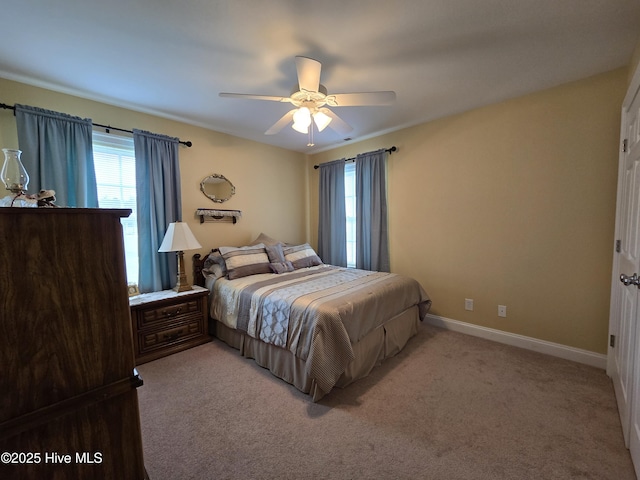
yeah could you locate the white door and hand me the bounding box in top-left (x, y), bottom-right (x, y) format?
top-left (609, 68), bottom-right (640, 478)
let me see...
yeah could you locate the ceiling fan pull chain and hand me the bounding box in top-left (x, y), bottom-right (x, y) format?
top-left (307, 125), bottom-right (314, 147)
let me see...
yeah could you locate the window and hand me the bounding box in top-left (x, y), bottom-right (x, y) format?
top-left (92, 132), bottom-right (138, 284)
top-left (345, 161), bottom-right (356, 268)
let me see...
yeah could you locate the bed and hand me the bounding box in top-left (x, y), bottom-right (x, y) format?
top-left (193, 235), bottom-right (431, 401)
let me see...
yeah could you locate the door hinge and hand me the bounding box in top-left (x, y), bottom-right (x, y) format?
top-left (610, 334), bottom-right (616, 348)
top-left (616, 239), bottom-right (622, 253)
top-left (623, 139), bottom-right (629, 153)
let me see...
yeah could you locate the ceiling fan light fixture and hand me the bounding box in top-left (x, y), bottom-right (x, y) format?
top-left (292, 123), bottom-right (309, 134)
top-left (313, 110), bottom-right (332, 132)
top-left (292, 107), bottom-right (311, 133)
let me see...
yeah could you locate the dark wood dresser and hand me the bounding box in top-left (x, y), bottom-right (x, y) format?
top-left (0, 208), bottom-right (147, 480)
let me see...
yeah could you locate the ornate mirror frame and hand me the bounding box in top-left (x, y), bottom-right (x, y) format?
top-left (200, 173), bottom-right (235, 203)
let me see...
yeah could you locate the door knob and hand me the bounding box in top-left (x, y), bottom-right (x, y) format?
top-left (620, 273), bottom-right (640, 286)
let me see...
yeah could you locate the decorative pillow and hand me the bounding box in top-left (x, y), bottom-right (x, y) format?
top-left (249, 232), bottom-right (281, 247)
top-left (265, 243), bottom-right (286, 263)
top-left (202, 249), bottom-right (227, 279)
top-left (283, 243), bottom-right (323, 269)
top-left (270, 261), bottom-right (295, 274)
top-left (219, 244), bottom-right (272, 279)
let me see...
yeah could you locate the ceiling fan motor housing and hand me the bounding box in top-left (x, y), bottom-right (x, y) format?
top-left (290, 84), bottom-right (329, 108)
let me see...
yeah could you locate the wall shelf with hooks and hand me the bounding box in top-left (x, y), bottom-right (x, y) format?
top-left (196, 208), bottom-right (242, 224)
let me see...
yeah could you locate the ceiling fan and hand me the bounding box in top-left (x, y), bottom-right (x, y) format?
top-left (219, 56), bottom-right (396, 144)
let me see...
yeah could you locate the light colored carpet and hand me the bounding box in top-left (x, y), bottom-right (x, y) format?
top-left (136, 324), bottom-right (635, 479)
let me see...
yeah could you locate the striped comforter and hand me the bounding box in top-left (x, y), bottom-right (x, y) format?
top-left (209, 265), bottom-right (431, 394)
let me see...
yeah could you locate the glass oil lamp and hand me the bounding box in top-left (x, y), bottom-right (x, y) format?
top-left (1, 148), bottom-right (29, 194)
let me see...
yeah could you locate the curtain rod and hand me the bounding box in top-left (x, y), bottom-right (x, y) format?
top-left (313, 146), bottom-right (396, 169)
top-left (0, 102), bottom-right (193, 147)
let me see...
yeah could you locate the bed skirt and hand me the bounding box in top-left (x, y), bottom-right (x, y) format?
top-left (211, 305), bottom-right (420, 401)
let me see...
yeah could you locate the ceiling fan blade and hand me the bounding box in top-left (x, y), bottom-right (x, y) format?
top-left (326, 91), bottom-right (396, 107)
top-left (295, 56), bottom-right (321, 93)
top-left (264, 110), bottom-right (296, 135)
top-left (320, 108), bottom-right (353, 135)
top-left (219, 92), bottom-right (291, 103)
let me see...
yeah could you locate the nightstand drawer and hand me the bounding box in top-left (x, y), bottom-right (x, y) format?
top-left (138, 319), bottom-right (204, 353)
top-left (138, 298), bottom-right (202, 329)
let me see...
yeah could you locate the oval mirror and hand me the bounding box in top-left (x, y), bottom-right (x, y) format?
top-left (200, 174), bottom-right (235, 203)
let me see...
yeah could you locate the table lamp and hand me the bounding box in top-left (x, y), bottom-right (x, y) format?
top-left (158, 221), bottom-right (202, 292)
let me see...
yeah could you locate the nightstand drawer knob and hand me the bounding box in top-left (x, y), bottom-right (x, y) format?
top-left (162, 330), bottom-right (184, 341)
top-left (163, 307), bottom-right (182, 317)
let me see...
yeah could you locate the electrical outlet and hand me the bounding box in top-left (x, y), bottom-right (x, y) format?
top-left (498, 305), bottom-right (507, 317)
top-left (465, 298), bottom-right (474, 311)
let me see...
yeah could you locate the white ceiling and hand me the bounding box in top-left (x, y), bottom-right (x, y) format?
top-left (2, 0), bottom-right (639, 153)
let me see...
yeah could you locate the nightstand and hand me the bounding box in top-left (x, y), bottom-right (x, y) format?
top-left (129, 285), bottom-right (211, 365)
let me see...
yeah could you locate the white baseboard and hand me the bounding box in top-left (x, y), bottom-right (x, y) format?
top-left (424, 314), bottom-right (607, 370)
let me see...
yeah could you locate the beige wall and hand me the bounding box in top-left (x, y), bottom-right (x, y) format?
top-left (307, 68), bottom-right (627, 354)
top-left (0, 78), bottom-right (307, 283)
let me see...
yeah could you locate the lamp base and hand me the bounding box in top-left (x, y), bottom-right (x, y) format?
top-left (174, 283), bottom-right (193, 293)
top-left (174, 251), bottom-right (193, 292)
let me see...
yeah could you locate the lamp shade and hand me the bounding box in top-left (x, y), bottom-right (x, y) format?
top-left (158, 221), bottom-right (202, 252)
top-left (312, 110), bottom-right (332, 132)
top-left (292, 107), bottom-right (311, 133)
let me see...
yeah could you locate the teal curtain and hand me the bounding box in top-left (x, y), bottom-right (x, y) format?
top-left (15, 104), bottom-right (98, 207)
top-left (318, 159), bottom-right (347, 266)
top-left (356, 148), bottom-right (389, 272)
top-left (134, 129), bottom-right (182, 293)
